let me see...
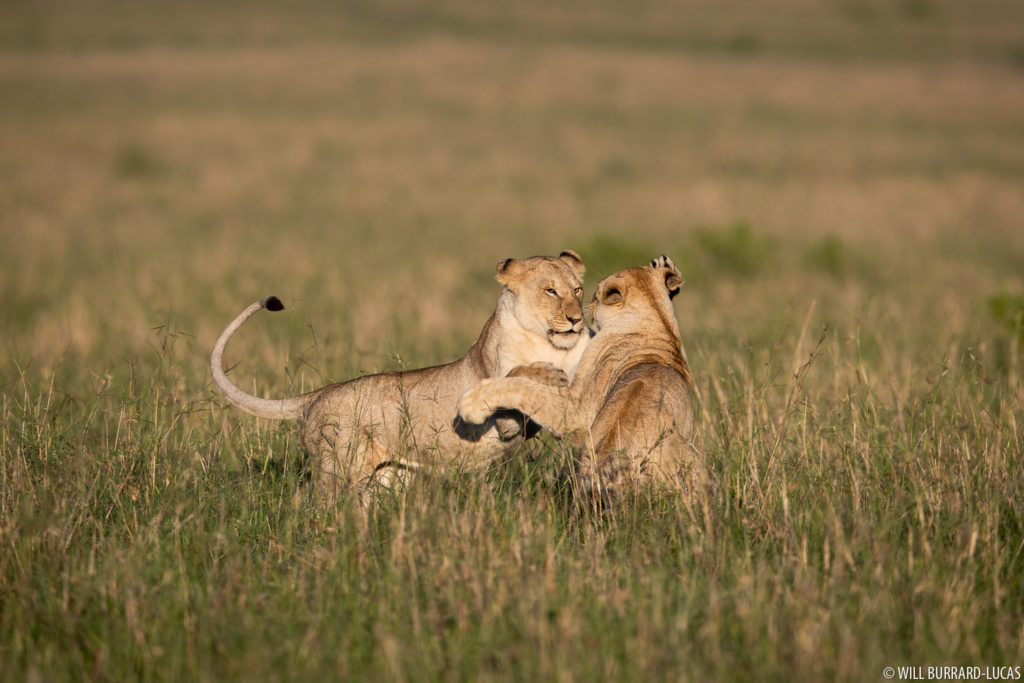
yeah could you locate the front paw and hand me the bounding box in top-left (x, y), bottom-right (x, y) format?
top-left (457, 381), bottom-right (499, 425)
top-left (494, 413), bottom-right (524, 440)
top-left (506, 362), bottom-right (569, 387)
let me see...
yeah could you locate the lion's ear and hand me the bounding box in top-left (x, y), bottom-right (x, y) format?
top-left (600, 285), bottom-right (624, 306)
top-left (664, 270), bottom-right (683, 299)
top-left (496, 257), bottom-right (524, 284)
top-left (558, 249), bottom-right (585, 280)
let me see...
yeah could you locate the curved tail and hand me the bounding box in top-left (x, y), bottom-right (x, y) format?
top-left (210, 296), bottom-right (309, 420)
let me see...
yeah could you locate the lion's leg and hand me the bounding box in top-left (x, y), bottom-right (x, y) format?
top-left (370, 465), bottom-right (412, 490)
top-left (316, 437), bottom-right (373, 501)
top-left (642, 432), bottom-right (715, 499)
top-left (359, 462), bottom-right (413, 507)
top-left (457, 376), bottom-right (573, 437)
top-left (307, 413), bottom-right (392, 503)
top-left (505, 362), bottom-right (570, 386)
top-left (486, 363), bottom-right (571, 439)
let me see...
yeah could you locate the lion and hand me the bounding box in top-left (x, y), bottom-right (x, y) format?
top-left (456, 255), bottom-right (707, 500)
top-left (210, 250), bottom-right (589, 499)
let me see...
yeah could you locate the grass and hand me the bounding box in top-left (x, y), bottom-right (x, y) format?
top-left (2, 0), bottom-right (1024, 680)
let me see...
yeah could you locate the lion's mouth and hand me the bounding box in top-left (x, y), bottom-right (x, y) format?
top-left (547, 327), bottom-right (583, 348)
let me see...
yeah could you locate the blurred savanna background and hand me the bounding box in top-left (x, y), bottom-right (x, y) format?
top-left (2, 1), bottom-right (1023, 680)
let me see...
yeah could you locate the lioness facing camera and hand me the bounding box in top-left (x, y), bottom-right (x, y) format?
top-left (211, 251), bottom-right (589, 499)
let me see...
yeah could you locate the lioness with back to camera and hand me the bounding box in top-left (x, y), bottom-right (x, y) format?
top-left (211, 250), bottom-right (589, 499)
top-left (457, 256), bottom-right (708, 500)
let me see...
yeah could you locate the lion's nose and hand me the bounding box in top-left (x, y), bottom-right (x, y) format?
top-left (567, 313), bottom-right (583, 326)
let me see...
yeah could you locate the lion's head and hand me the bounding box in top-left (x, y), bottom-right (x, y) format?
top-left (496, 249), bottom-right (587, 350)
top-left (589, 254), bottom-right (683, 335)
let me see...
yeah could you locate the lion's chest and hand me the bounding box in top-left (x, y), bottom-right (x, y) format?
top-left (493, 322), bottom-right (589, 379)
top-left (495, 334), bottom-right (566, 378)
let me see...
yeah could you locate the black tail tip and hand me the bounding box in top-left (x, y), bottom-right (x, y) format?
top-left (262, 296), bottom-right (285, 312)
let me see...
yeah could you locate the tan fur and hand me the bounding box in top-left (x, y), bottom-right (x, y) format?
top-left (211, 251), bottom-right (588, 498)
top-left (457, 256), bottom-right (706, 496)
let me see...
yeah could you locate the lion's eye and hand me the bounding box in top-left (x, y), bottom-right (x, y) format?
top-left (544, 288), bottom-right (557, 296)
top-left (573, 287), bottom-right (583, 296)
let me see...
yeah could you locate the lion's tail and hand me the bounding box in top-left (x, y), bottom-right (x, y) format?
top-left (210, 296), bottom-right (310, 420)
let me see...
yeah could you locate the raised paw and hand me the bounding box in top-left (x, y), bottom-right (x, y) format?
top-left (506, 362), bottom-right (569, 387)
top-left (457, 378), bottom-right (503, 425)
top-left (649, 254), bottom-right (679, 276)
top-left (649, 254), bottom-right (683, 298)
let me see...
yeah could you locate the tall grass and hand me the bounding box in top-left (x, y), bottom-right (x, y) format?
top-left (2, 0), bottom-right (1024, 679)
top-left (3, 316), bottom-right (1021, 680)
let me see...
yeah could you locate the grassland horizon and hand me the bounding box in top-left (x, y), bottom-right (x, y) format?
top-left (2, 1), bottom-right (1023, 680)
